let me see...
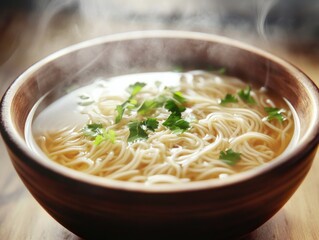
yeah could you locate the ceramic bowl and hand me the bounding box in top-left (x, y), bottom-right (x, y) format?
top-left (1, 31), bottom-right (319, 240)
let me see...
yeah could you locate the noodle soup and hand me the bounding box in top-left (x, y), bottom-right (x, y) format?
top-left (28, 71), bottom-right (295, 184)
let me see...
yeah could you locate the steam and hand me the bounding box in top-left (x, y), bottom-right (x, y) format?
top-left (2, 0), bottom-right (282, 67)
top-left (0, 0), bottom-right (294, 99)
top-left (256, 0), bottom-right (278, 45)
top-left (255, 0), bottom-right (278, 87)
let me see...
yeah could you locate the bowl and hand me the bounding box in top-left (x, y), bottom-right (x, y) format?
top-left (1, 31), bottom-right (319, 240)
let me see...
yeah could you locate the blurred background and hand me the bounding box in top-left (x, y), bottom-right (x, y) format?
top-left (1, 0), bottom-right (319, 97)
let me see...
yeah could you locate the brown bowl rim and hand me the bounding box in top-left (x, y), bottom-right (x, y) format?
top-left (1, 30), bottom-right (319, 193)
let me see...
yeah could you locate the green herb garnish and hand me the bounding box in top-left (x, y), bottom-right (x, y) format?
top-left (82, 123), bottom-right (104, 137)
top-left (115, 82), bottom-right (146, 123)
top-left (83, 123), bottom-right (116, 145)
top-left (163, 112), bottom-right (190, 133)
top-left (115, 105), bottom-right (125, 123)
top-left (173, 91), bottom-right (186, 104)
top-left (137, 91), bottom-right (186, 116)
top-left (127, 99), bottom-right (138, 109)
top-left (220, 94), bottom-right (238, 105)
top-left (164, 99), bottom-right (186, 114)
top-left (137, 94), bottom-right (168, 115)
top-left (94, 129), bottom-right (116, 145)
top-left (128, 121), bottom-right (148, 142)
top-left (143, 118), bottom-right (159, 132)
top-left (128, 118), bottom-right (159, 142)
top-left (264, 107), bottom-right (286, 122)
top-left (127, 82), bottom-right (146, 97)
top-left (162, 91), bottom-right (190, 133)
top-left (238, 86), bottom-right (256, 104)
top-left (117, 82), bottom-right (191, 139)
top-left (137, 100), bottom-right (158, 115)
top-left (219, 149), bottom-right (241, 165)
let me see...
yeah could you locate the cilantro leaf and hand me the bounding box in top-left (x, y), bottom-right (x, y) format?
top-left (163, 112), bottom-right (180, 127)
top-left (116, 82), bottom-right (192, 139)
top-left (142, 118), bottom-right (159, 132)
top-left (163, 92), bottom-right (189, 133)
top-left (172, 119), bottom-right (190, 134)
top-left (238, 86), bottom-right (256, 104)
top-left (138, 94), bottom-right (169, 115)
top-left (127, 82), bottom-right (146, 97)
top-left (136, 88), bottom-right (186, 116)
top-left (164, 100), bottom-right (186, 114)
top-left (219, 149), bottom-right (241, 165)
top-left (127, 118), bottom-right (159, 142)
top-left (163, 112), bottom-right (190, 133)
top-left (264, 107), bottom-right (285, 122)
top-left (173, 91), bottom-right (186, 104)
top-left (128, 121), bottom-right (148, 142)
top-left (127, 99), bottom-right (138, 109)
top-left (220, 94), bottom-right (238, 105)
top-left (138, 100), bottom-right (160, 115)
top-left (115, 82), bottom-right (146, 123)
top-left (115, 104), bottom-right (125, 123)
top-left (82, 123), bottom-right (103, 137)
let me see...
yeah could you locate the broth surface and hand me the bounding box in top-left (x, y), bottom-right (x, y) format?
top-left (28, 71), bottom-right (296, 184)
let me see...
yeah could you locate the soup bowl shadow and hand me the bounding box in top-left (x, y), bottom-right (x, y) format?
top-left (1, 31), bottom-right (319, 240)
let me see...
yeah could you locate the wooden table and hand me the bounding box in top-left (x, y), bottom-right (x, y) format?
top-left (0, 10), bottom-right (319, 239)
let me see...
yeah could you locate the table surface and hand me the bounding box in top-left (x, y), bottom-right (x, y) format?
top-left (1, 9), bottom-right (319, 240)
